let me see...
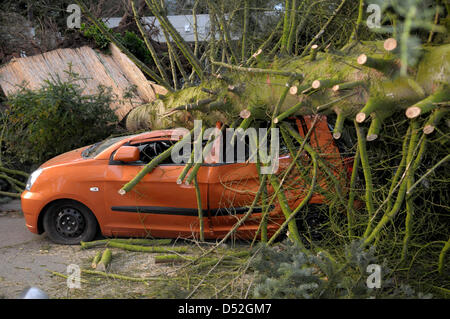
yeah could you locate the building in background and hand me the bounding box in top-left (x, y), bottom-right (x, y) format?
top-left (103, 14), bottom-right (238, 43)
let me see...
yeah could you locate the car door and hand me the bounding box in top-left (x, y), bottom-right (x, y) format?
top-left (206, 126), bottom-right (287, 240)
top-left (103, 138), bottom-right (210, 239)
top-left (207, 161), bottom-right (267, 239)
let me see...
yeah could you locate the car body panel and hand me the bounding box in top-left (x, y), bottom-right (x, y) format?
top-left (206, 161), bottom-right (284, 238)
top-left (40, 146), bottom-right (88, 169)
top-left (22, 158), bottom-right (109, 234)
top-left (103, 162), bottom-right (210, 238)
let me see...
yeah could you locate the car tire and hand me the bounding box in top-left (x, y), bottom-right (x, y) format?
top-left (43, 200), bottom-right (98, 245)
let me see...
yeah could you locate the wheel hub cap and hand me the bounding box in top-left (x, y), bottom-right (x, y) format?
top-left (55, 208), bottom-right (85, 237)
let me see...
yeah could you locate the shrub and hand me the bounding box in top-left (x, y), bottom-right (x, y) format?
top-left (121, 31), bottom-right (153, 66)
top-left (80, 22), bottom-right (110, 50)
top-left (80, 23), bottom-right (153, 67)
top-left (2, 70), bottom-right (118, 167)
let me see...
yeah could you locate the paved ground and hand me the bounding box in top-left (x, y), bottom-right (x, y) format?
top-left (0, 200), bottom-right (86, 298)
top-left (0, 200), bottom-right (247, 299)
top-left (0, 200), bottom-right (187, 299)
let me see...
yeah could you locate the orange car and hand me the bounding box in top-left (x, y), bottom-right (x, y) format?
top-left (21, 115), bottom-right (349, 244)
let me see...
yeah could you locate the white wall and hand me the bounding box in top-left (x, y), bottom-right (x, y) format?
top-left (103, 14), bottom-right (239, 43)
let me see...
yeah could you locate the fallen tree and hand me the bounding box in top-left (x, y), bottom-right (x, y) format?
top-left (73, 0), bottom-right (450, 297)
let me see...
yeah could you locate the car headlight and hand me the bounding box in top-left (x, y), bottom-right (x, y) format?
top-left (25, 168), bottom-right (43, 191)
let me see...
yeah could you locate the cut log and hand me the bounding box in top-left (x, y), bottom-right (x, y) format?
top-left (105, 242), bottom-right (188, 253)
top-left (357, 54), bottom-right (397, 74)
top-left (240, 109), bottom-right (252, 119)
top-left (0, 166), bottom-right (29, 178)
top-left (333, 112), bottom-right (345, 139)
top-left (405, 88), bottom-right (450, 119)
top-left (423, 108), bottom-right (450, 134)
top-left (0, 191), bottom-right (21, 198)
top-left (81, 269), bottom-right (159, 283)
top-left (274, 101), bottom-right (304, 123)
top-left (289, 83), bottom-right (311, 95)
top-left (240, 105), bottom-right (268, 120)
top-left (91, 251), bottom-right (102, 269)
top-left (332, 80), bottom-right (364, 92)
top-left (383, 38), bottom-right (398, 52)
top-left (309, 44), bottom-right (319, 61)
top-left (311, 78), bottom-right (340, 90)
top-left (289, 85), bottom-right (298, 95)
top-left (356, 97), bottom-right (385, 123)
top-left (96, 248), bottom-right (112, 272)
top-left (366, 116), bottom-right (382, 141)
top-left (80, 238), bottom-right (172, 249)
top-left (252, 48), bottom-right (263, 58)
top-left (154, 254), bottom-right (189, 264)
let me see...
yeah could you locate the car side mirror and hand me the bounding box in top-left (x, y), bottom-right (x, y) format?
top-left (113, 146), bottom-right (140, 162)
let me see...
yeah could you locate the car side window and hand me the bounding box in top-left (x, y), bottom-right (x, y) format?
top-left (218, 121), bottom-right (302, 163)
top-left (137, 140), bottom-right (176, 164)
top-left (219, 130), bottom-right (251, 164)
top-left (120, 138), bottom-right (212, 166)
top-left (113, 140), bottom-right (177, 165)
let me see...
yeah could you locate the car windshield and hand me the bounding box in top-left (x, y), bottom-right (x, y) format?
top-left (82, 135), bottom-right (136, 158)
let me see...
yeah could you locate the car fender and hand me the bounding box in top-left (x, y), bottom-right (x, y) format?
top-left (30, 163), bottom-right (109, 233)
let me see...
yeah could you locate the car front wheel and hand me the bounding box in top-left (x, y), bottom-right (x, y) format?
top-left (43, 200), bottom-right (98, 245)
